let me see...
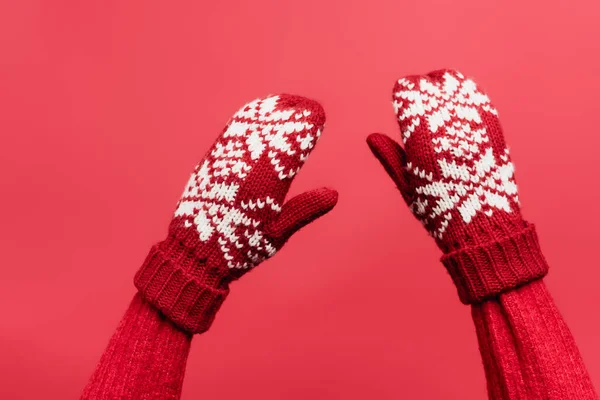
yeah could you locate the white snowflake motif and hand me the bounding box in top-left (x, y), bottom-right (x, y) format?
top-left (173, 95), bottom-right (322, 268)
top-left (394, 72), bottom-right (519, 238)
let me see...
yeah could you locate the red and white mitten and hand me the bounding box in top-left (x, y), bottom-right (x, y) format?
top-left (368, 70), bottom-right (547, 304)
top-left (368, 70), bottom-right (597, 400)
top-left (135, 94), bottom-right (338, 334)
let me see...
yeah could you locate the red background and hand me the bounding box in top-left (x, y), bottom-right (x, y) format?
top-left (2, 0), bottom-right (600, 398)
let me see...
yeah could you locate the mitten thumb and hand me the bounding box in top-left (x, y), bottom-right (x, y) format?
top-left (266, 188), bottom-right (338, 244)
top-left (367, 133), bottom-right (412, 203)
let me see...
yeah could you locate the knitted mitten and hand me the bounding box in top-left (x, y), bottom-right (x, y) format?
top-left (135, 94), bottom-right (338, 334)
top-left (82, 94), bottom-right (337, 400)
top-left (369, 69), bottom-right (546, 303)
top-left (367, 70), bottom-right (596, 399)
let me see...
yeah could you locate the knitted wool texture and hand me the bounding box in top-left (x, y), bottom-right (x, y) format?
top-left (81, 294), bottom-right (191, 400)
top-left (368, 70), bottom-right (548, 304)
top-left (367, 70), bottom-right (597, 399)
top-left (83, 95), bottom-right (337, 400)
top-left (471, 282), bottom-right (597, 400)
top-left (135, 94), bottom-right (338, 334)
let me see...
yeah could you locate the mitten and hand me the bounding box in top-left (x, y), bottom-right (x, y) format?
top-left (367, 70), bottom-right (547, 304)
top-left (135, 94), bottom-right (338, 334)
top-left (82, 94), bottom-right (337, 400)
top-left (368, 70), bottom-right (596, 399)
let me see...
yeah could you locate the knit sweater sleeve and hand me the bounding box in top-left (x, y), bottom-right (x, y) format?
top-left (472, 280), bottom-right (597, 399)
top-left (472, 299), bottom-right (526, 399)
top-left (81, 293), bottom-right (192, 400)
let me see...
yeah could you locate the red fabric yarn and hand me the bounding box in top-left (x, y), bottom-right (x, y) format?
top-left (368, 69), bottom-right (597, 399)
top-left (81, 294), bottom-right (191, 400)
top-left (134, 94), bottom-right (337, 334)
top-left (83, 94), bottom-right (337, 398)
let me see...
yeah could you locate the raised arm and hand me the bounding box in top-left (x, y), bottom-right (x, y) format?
top-left (82, 94), bottom-right (338, 399)
top-left (367, 70), bottom-right (597, 399)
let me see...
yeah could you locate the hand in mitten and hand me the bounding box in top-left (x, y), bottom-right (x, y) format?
top-left (135, 94), bottom-right (338, 333)
top-left (367, 70), bottom-right (548, 304)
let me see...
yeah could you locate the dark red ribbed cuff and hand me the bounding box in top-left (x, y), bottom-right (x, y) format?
top-left (134, 243), bottom-right (229, 334)
top-left (441, 223), bottom-right (549, 305)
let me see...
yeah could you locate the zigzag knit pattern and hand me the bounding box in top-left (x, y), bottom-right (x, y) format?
top-left (393, 70), bottom-right (519, 240)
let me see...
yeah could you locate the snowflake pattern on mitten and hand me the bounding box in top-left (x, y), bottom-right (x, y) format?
top-left (393, 71), bottom-right (519, 238)
top-left (173, 95), bottom-right (323, 269)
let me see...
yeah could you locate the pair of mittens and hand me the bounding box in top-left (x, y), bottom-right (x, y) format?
top-left (136, 70), bottom-right (548, 335)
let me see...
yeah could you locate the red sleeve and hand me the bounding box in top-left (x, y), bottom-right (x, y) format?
top-left (81, 293), bottom-right (192, 400)
top-left (472, 300), bottom-right (526, 399)
top-left (472, 280), bottom-right (597, 399)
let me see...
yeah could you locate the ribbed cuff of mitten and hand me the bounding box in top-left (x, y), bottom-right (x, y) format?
top-left (441, 223), bottom-right (549, 305)
top-left (134, 241), bottom-right (229, 334)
